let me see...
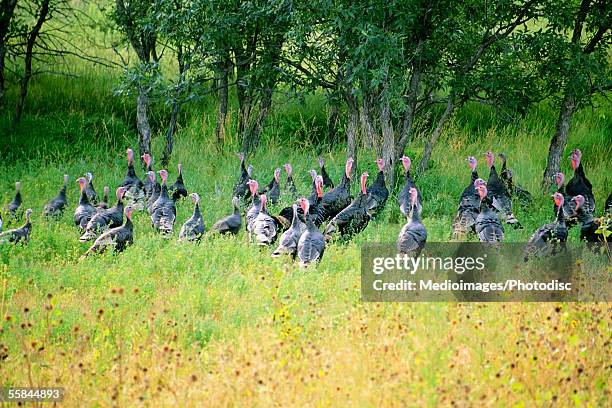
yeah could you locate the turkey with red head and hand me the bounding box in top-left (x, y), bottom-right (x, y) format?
top-left (145, 171), bottom-right (161, 214)
top-left (80, 187), bottom-right (127, 242)
top-left (566, 149), bottom-right (595, 215)
top-left (83, 205), bottom-right (135, 256)
top-left (43, 174), bottom-right (69, 218)
top-left (321, 157), bottom-right (354, 220)
top-left (297, 197), bottom-right (325, 267)
top-left (0, 208), bottom-right (32, 245)
top-left (84, 172), bottom-right (98, 205)
top-left (365, 158), bottom-right (388, 217)
top-left (252, 194), bottom-right (277, 246)
top-left (474, 181), bottom-right (504, 243)
top-left (179, 193), bottom-right (205, 242)
top-left (74, 177), bottom-right (97, 230)
top-left (571, 195), bottom-right (605, 243)
top-left (151, 169), bottom-right (176, 234)
top-left (523, 192), bottom-right (568, 261)
top-left (263, 168), bottom-right (281, 205)
top-left (484, 151), bottom-right (521, 229)
top-left (398, 156), bottom-right (422, 217)
top-left (169, 162), bottom-right (188, 201)
top-left (397, 187), bottom-right (427, 257)
top-left (120, 148), bottom-right (145, 209)
top-left (323, 172), bottom-right (371, 241)
top-left (141, 153), bottom-right (156, 202)
top-left (452, 156), bottom-right (480, 239)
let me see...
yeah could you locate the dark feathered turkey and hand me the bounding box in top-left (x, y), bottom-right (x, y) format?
top-left (7, 181), bottom-right (22, 218)
top-left (365, 158), bottom-right (388, 217)
top-left (474, 184), bottom-right (504, 242)
top-left (452, 157), bottom-right (480, 238)
top-left (498, 153), bottom-right (532, 206)
top-left (145, 171), bottom-right (162, 214)
top-left (272, 204), bottom-right (304, 258)
top-left (211, 197), bottom-right (242, 235)
top-left (263, 168), bottom-right (281, 205)
top-left (605, 192), bottom-right (612, 215)
top-left (150, 169), bottom-right (176, 234)
top-left (523, 192), bottom-right (568, 261)
top-left (0, 208), bottom-right (32, 245)
top-left (170, 162), bottom-right (188, 201)
top-left (74, 177), bottom-right (97, 230)
top-left (297, 198), bottom-right (325, 267)
top-left (283, 163), bottom-right (298, 199)
top-left (398, 156), bottom-right (422, 217)
top-left (83, 206), bottom-right (134, 256)
top-left (484, 151), bottom-right (521, 229)
top-left (80, 187), bottom-right (126, 242)
top-left (572, 195), bottom-right (604, 243)
top-left (43, 174), bottom-right (69, 218)
top-left (566, 149), bottom-right (595, 215)
top-left (324, 172), bottom-right (371, 241)
top-left (141, 153), bottom-right (156, 202)
top-left (120, 148), bottom-right (145, 209)
top-left (179, 193), bottom-right (205, 242)
top-left (233, 153), bottom-right (252, 200)
top-left (321, 157), bottom-right (354, 220)
top-left (97, 186), bottom-right (110, 211)
top-left (84, 172), bottom-right (99, 205)
top-left (397, 188), bottom-right (427, 257)
top-left (318, 157), bottom-right (334, 189)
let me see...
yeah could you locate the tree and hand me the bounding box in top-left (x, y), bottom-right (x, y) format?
top-left (539, 0), bottom-right (611, 189)
top-left (0, 0), bottom-right (17, 104)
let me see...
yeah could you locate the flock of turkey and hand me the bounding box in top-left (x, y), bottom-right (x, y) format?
top-left (1, 147), bottom-right (610, 266)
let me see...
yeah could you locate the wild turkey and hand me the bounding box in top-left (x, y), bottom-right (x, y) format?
top-left (318, 157), bottom-right (334, 189)
top-left (263, 168), bottom-right (281, 205)
top-left (83, 205), bottom-right (134, 256)
top-left (566, 149), bottom-right (595, 215)
top-left (606, 192), bottom-right (612, 214)
top-left (474, 183), bottom-right (504, 242)
top-left (145, 171), bottom-right (161, 214)
top-left (43, 174), bottom-right (69, 218)
top-left (365, 158), bottom-right (388, 217)
top-left (141, 153), bottom-right (156, 202)
top-left (324, 172), bottom-right (371, 241)
top-left (398, 156), bottom-right (422, 217)
top-left (170, 162), bottom-right (188, 201)
top-left (211, 197), bottom-right (242, 235)
top-left (0, 213), bottom-right (2, 233)
top-left (151, 169), bottom-right (176, 234)
top-left (321, 157), bottom-right (354, 220)
top-left (498, 153), bottom-right (532, 206)
top-left (97, 186), bottom-right (110, 211)
top-left (7, 181), bottom-right (22, 218)
top-left (252, 194), bottom-right (277, 246)
top-left (397, 187), bottom-right (427, 256)
top-left (80, 187), bottom-right (126, 242)
top-left (245, 180), bottom-right (261, 233)
top-left (571, 195), bottom-right (605, 243)
top-left (276, 171), bottom-right (321, 230)
top-left (272, 204), bottom-right (303, 258)
top-left (0, 208), bottom-right (32, 245)
top-left (552, 172), bottom-right (576, 226)
top-left (297, 197), bottom-right (325, 267)
top-left (484, 151), bottom-right (521, 229)
top-left (283, 163), bottom-right (298, 199)
top-left (233, 153), bottom-right (251, 200)
top-left (120, 148), bottom-right (145, 210)
top-left (452, 156), bottom-right (480, 238)
top-left (179, 193), bottom-right (205, 242)
top-left (523, 192), bottom-right (568, 261)
top-left (74, 177), bottom-right (97, 230)
top-left (84, 172), bottom-right (99, 205)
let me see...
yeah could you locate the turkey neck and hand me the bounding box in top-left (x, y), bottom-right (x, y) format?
top-left (79, 188), bottom-right (90, 206)
top-left (126, 161), bottom-right (137, 178)
top-left (290, 207), bottom-right (300, 228)
top-left (59, 181), bottom-right (68, 198)
top-left (305, 211), bottom-right (317, 231)
top-left (470, 169), bottom-right (479, 183)
top-left (372, 170), bottom-right (385, 187)
top-left (160, 182), bottom-right (170, 199)
top-left (193, 203), bottom-right (201, 218)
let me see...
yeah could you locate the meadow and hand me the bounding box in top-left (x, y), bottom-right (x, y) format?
top-left (1, 54), bottom-right (611, 406)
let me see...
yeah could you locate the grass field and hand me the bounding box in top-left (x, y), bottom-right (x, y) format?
top-left (1, 55), bottom-right (611, 406)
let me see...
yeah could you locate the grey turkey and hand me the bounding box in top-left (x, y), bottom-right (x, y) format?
top-left (211, 196), bottom-right (242, 235)
top-left (297, 197), bottom-right (325, 267)
top-left (83, 205), bottom-right (134, 256)
top-left (84, 172), bottom-right (99, 205)
top-left (97, 186), bottom-right (110, 211)
top-left (145, 171), bottom-right (162, 214)
top-left (7, 181), bottom-right (22, 218)
top-left (318, 157), bottom-right (334, 189)
top-left (571, 195), bottom-right (605, 243)
top-left (523, 192), bottom-right (568, 261)
top-left (484, 151), bottom-right (521, 229)
top-left (275, 171), bottom-right (323, 230)
top-left (74, 177), bottom-right (97, 230)
top-left (80, 187), bottom-right (126, 241)
top-left (552, 172), bottom-right (576, 226)
top-left (272, 204), bottom-right (303, 258)
top-left (321, 157), bottom-right (354, 220)
top-left (474, 182), bottom-right (504, 242)
top-left (324, 172), bottom-right (371, 241)
top-left (398, 156), bottom-right (422, 217)
top-left (179, 193), bottom-right (205, 242)
top-left (119, 148), bottom-right (145, 210)
top-left (252, 194), bottom-right (277, 246)
top-left (452, 156), bottom-right (480, 238)
top-left (263, 168), bottom-right (281, 205)
top-left (43, 174), bottom-right (69, 218)
top-left (397, 187), bottom-right (427, 257)
top-left (365, 158), bottom-right (388, 217)
top-left (566, 149), bottom-right (595, 215)
top-left (498, 153), bottom-right (532, 206)
top-left (245, 179), bottom-right (262, 234)
top-left (150, 169), bottom-right (176, 234)
top-left (283, 163), bottom-right (298, 199)
top-left (0, 208), bottom-right (32, 245)
top-left (141, 153), bottom-right (156, 202)
top-left (170, 162), bottom-right (188, 201)
top-left (233, 153), bottom-right (252, 200)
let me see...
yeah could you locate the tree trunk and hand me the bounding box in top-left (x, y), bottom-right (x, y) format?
top-left (395, 67), bottom-right (421, 164)
top-left (380, 93), bottom-right (395, 189)
top-left (240, 90), bottom-right (272, 156)
top-left (345, 93), bottom-right (359, 162)
top-left (359, 92), bottom-right (376, 153)
top-left (15, 0), bottom-right (49, 122)
top-left (325, 97), bottom-right (340, 143)
top-left (161, 100), bottom-right (180, 167)
top-left (417, 98), bottom-right (455, 175)
top-left (136, 89), bottom-right (152, 161)
top-left (541, 95), bottom-right (576, 189)
top-left (215, 56), bottom-right (229, 145)
top-left (0, 0), bottom-right (17, 105)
